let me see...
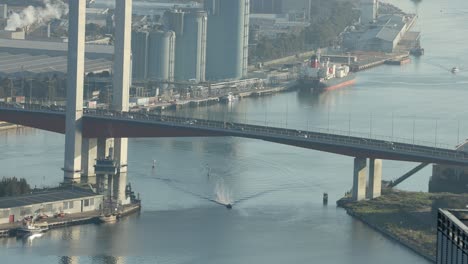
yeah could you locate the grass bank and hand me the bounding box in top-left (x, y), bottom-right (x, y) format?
top-left (337, 189), bottom-right (468, 263)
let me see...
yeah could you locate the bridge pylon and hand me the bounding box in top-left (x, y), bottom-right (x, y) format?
top-left (352, 157), bottom-right (382, 201)
top-left (63, 0), bottom-right (86, 180)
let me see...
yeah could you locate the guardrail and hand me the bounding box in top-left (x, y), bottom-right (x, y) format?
top-left (1, 102), bottom-right (467, 162)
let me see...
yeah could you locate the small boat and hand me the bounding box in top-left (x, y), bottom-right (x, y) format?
top-left (17, 222), bottom-right (49, 236)
top-left (225, 204), bottom-right (232, 209)
top-left (451, 67), bottom-right (459, 73)
top-left (220, 92), bottom-right (238, 103)
top-left (98, 214), bottom-right (117, 223)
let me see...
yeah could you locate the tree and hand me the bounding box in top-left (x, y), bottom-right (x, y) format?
top-left (0, 177), bottom-right (31, 197)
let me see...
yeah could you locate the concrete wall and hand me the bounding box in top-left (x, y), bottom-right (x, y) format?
top-left (0, 195), bottom-right (103, 224)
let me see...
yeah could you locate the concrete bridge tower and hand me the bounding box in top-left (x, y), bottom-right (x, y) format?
top-left (64, 0), bottom-right (86, 180)
top-left (112, 0), bottom-right (133, 174)
top-left (65, 0), bottom-right (133, 182)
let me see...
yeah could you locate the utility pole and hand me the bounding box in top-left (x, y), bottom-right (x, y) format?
top-left (348, 112), bottom-right (351, 137)
top-left (391, 112), bottom-right (394, 141)
top-left (29, 78), bottom-right (33, 105)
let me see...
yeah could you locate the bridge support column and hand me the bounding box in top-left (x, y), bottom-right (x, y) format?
top-left (114, 138), bottom-right (128, 173)
top-left (63, 0), bottom-right (86, 180)
top-left (114, 172), bottom-right (129, 205)
top-left (97, 138), bottom-right (112, 159)
top-left (112, 0), bottom-right (132, 174)
top-left (368, 158), bottom-right (382, 199)
top-left (81, 138), bottom-right (97, 177)
top-left (352, 157), bottom-right (367, 201)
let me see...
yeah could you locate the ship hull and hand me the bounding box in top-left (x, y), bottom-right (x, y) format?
top-left (298, 74), bottom-right (356, 91)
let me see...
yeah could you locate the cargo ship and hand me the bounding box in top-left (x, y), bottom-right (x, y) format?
top-left (297, 54), bottom-right (356, 91)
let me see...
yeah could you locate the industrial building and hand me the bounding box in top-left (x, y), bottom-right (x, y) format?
top-left (250, 0), bottom-right (283, 14)
top-left (164, 9), bottom-right (207, 82)
top-left (341, 0), bottom-right (419, 53)
top-left (0, 29), bottom-right (25, 40)
top-left (343, 14), bottom-right (416, 53)
top-left (0, 187), bottom-right (104, 225)
top-left (205, 0), bottom-right (250, 81)
top-left (0, 52), bottom-right (112, 78)
top-left (249, 13), bottom-right (310, 37)
top-left (436, 209), bottom-right (468, 264)
top-left (429, 142), bottom-right (468, 194)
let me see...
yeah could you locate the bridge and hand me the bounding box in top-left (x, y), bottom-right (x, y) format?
top-left (1, 103), bottom-right (467, 201)
top-left (1, 0), bottom-right (463, 203)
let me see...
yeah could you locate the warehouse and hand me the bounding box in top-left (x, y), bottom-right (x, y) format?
top-left (0, 52), bottom-right (112, 78)
top-left (0, 187), bottom-right (104, 225)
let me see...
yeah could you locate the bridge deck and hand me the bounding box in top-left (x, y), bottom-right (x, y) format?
top-left (1, 104), bottom-right (468, 166)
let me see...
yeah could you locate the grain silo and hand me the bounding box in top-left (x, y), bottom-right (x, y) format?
top-left (148, 30), bottom-right (176, 84)
top-left (205, 0), bottom-right (250, 81)
top-left (164, 9), bottom-right (207, 82)
top-left (131, 30), bottom-right (149, 80)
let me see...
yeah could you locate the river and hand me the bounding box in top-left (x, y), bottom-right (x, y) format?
top-left (1, 0), bottom-right (468, 263)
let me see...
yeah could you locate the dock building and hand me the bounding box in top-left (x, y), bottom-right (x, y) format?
top-left (343, 14), bottom-right (418, 53)
top-left (205, 0), bottom-right (250, 81)
top-left (0, 186), bottom-right (103, 225)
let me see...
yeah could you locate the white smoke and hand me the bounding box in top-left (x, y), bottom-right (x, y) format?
top-left (5, 0), bottom-right (68, 31)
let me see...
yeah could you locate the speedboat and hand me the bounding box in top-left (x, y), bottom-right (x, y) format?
top-left (451, 67), bottom-right (459, 73)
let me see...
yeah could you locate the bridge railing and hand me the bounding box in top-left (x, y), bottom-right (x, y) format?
top-left (87, 110), bottom-right (468, 161)
top-left (1, 102), bottom-right (467, 161)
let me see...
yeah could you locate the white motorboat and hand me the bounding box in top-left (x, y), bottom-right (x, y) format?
top-left (451, 67), bottom-right (459, 73)
top-left (221, 92), bottom-right (238, 102)
top-left (17, 222), bottom-right (49, 235)
top-left (98, 214), bottom-right (117, 223)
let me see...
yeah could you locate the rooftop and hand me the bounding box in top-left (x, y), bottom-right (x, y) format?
top-left (0, 52), bottom-right (112, 78)
top-left (0, 187), bottom-right (102, 209)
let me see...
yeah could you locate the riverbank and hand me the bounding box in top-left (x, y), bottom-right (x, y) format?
top-left (337, 189), bottom-right (468, 263)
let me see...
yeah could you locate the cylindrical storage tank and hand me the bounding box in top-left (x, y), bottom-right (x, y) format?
top-left (148, 30), bottom-right (176, 86)
top-left (131, 30), bottom-right (150, 80)
top-left (165, 9), bottom-right (207, 82)
top-left (205, 0), bottom-right (250, 81)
